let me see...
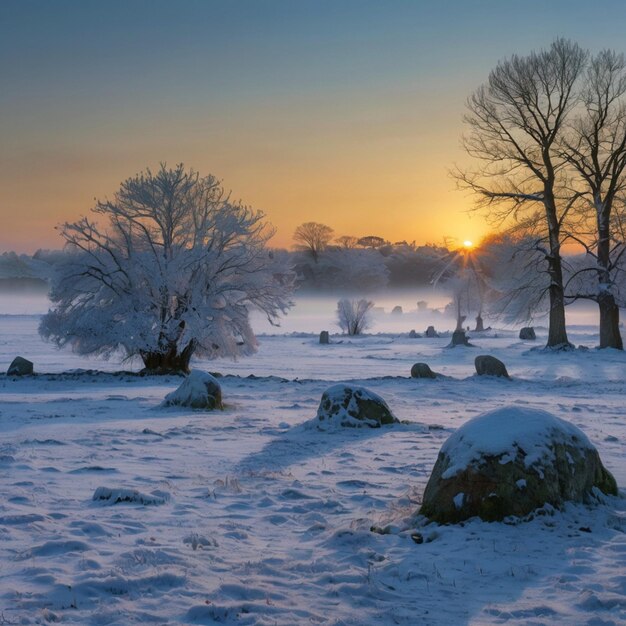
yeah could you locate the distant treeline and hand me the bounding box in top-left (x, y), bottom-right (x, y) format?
top-left (0, 244), bottom-right (450, 294)
top-left (279, 242), bottom-right (449, 292)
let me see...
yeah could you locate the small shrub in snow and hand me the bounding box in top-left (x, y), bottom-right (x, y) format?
top-left (420, 406), bottom-right (617, 523)
top-left (336, 299), bottom-right (374, 335)
top-left (314, 384), bottom-right (398, 429)
top-left (163, 370), bottom-right (223, 410)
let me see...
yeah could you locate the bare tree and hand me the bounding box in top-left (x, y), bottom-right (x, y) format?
top-left (40, 164), bottom-right (294, 373)
top-left (561, 50), bottom-right (626, 349)
top-left (293, 222), bottom-right (334, 262)
top-left (336, 299), bottom-right (374, 335)
top-left (335, 235), bottom-right (359, 249)
top-left (458, 39), bottom-right (587, 349)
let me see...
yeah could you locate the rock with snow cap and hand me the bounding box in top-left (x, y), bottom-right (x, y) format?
top-left (162, 370), bottom-right (223, 410)
top-left (315, 384), bottom-right (398, 429)
top-left (420, 406), bottom-right (617, 523)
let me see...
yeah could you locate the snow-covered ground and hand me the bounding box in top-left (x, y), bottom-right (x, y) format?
top-left (0, 303), bottom-right (625, 625)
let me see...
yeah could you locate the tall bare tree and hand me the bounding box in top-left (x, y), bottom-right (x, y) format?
top-left (459, 39), bottom-right (587, 349)
top-left (293, 222), bottom-right (334, 263)
top-left (561, 50), bottom-right (626, 349)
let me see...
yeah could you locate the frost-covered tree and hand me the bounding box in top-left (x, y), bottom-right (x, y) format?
top-left (336, 299), bottom-right (374, 335)
top-left (293, 222), bottom-right (334, 263)
top-left (459, 39), bottom-right (587, 349)
top-left (480, 232), bottom-right (550, 324)
top-left (40, 164), bottom-right (294, 373)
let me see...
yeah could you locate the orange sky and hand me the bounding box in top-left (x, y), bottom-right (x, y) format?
top-left (2, 1), bottom-right (623, 254)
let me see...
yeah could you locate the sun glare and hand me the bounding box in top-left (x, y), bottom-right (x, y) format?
top-left (463, 240), bottom-right (473, 248)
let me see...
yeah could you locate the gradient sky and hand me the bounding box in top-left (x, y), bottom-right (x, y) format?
top-left (3, 0), bottom-right (626, 252)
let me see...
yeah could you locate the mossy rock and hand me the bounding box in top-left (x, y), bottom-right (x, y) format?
top-left (420, 406), bottom-right (617, 523)
top-left (316, 384), bottom-right (398, 428)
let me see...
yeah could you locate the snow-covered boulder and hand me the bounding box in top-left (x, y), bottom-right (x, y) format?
top-left (410, 362), bottom-right (437, 379)
top-left (475, 355), bottom-right (509, 378)
top-left (425, 326), bottom-right (439, 338)
top-left (7, 356), bottom-right (33, 376)
top-left (420, 406), bottom-right (617, 523)
top-left (162, 370), bottom-right (223, 410)
top-left (315, 384), bottom-right (398, 429)
top-left (519, 326), bottom-right (536, 340)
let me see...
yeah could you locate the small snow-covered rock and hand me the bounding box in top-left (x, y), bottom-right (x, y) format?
top-left (92, 486), bottom-right (169, 505)
top-left (420, 406), bottom-right (617, 523)
top-left (7, 356), bottom-right (33, 376)
top-left (410, 362), bottom-right (437, 379)
top-left (519, 326), bottom-right (536, 340)
top-left (314, 384), bottom-right (398, 429)
top-left (162, 370), bottom-right (223, 410)
top-left (475, 355), bottom-right (509, 378)
top-left (448, 330), bottom-right (472, 347)
top-left (425, 325), bottom-right (439, 338)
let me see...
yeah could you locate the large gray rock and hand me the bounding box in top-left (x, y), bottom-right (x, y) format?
top-left (315, 384), bottom-right (398, 429)
top-left (425, 326), bottom-right (439, 338)
top-left (519, 327), bottom-right (536, 340)
top-left (420, 406), bottom-right (618, 523)
top-left (7, 356), bottom-right (33, 376)
top-left (163, 370), bottom-right (223, 410)
top-left (410, 362), bottom-right (437, 379)
top-left (475, 355), bottom-right (509, 378)
top-left (319, 330), bottom-right (330, 344)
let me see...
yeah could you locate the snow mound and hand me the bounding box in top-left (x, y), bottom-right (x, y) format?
top-left (92, 486), bottom-right (170, 506)
top-left (420, 406), bottom-right (617, 523)
top-left (162, 370), bottom-right (223, 410)
top-left (312, 383), bottom-right (398, 430)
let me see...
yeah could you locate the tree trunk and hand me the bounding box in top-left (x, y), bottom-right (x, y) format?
top-left (596, 204), bottom-right (623, 349)
top-left (140, 341), bottom-right (195, 374)
top-left (546, 263), bottom-right (571, 349)
top-left (544, 195), bottom-right (571, 349)
top-left (598, 292), bottom-right (623, 350)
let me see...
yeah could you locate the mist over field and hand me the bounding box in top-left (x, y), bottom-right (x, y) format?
top-left (0, 282), bottom-right (602, 333)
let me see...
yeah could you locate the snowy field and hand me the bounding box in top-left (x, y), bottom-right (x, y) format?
top-left (0, 298), bottom-right (625, 625)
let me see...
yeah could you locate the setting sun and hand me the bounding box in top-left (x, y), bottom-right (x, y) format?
top-left (463, 240), bottom-right (473, 248)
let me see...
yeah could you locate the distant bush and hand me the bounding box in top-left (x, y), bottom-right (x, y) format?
top-left (336, 299), bottom-right (374, 335)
